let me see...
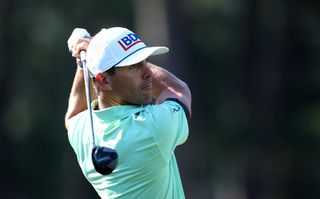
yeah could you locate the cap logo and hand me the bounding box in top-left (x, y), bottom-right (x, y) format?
top-left (117, 33), bottom-right (143, 51)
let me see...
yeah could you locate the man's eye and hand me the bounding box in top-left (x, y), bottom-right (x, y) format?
top-left (128, 65), bottom-right (135, 69)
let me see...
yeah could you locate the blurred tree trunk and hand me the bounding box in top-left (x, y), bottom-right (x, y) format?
top-left (133, 0), bottom-right (170, 67)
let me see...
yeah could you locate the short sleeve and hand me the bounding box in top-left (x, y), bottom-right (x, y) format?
top-left (67, 115), bottom-right (78, 149)
top-left (143, 100), bottom-right (189, 162)
top-left (67, 113), bottom-right (84, 149)
top-left (67, 111), bottom-right (90, 164)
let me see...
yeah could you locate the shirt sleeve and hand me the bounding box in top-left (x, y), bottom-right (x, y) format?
top-left (143, 100), bottom-right (189, 162)
top-left (166, 98), bottom-right (191, 120)
top-left (67, 111), bottom-right (89, 164)
top-left (67, 113), bottom-right (84, 150)
top-left (67, 116), bottom-right (77, 149)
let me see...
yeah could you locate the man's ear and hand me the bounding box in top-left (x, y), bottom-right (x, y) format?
top-left (95, 73), bottom-right (112, 91)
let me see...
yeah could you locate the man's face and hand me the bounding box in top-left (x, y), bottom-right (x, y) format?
top-left (110, 60), bottom-right (153, 105)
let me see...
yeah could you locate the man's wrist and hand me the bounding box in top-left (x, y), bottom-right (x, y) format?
top-left (76, 58), bottom-right (83, 70)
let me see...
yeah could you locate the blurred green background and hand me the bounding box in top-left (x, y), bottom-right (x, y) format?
top-left (1, 0), bottom-right (320, 198)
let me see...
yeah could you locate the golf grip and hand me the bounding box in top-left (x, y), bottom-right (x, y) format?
top-left (80, 50), bottom-right (96, 147)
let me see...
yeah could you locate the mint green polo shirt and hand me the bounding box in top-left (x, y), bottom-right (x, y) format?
top-left (67, 100), bottom-right (189, 199)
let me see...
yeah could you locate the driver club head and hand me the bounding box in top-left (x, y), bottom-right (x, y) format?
top-left (92, 146), bottom-right (118, 175)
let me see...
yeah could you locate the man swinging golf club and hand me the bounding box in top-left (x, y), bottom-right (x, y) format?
top-left (65, 27), bottom-right (192, 198)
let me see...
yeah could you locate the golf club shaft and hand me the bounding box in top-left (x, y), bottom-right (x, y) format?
top-left (80, 51), bottom-right (96, 147)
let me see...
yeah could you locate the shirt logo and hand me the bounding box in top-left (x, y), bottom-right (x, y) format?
top-left (173, 107), bottom-right (180, 113)
top-left (118, 33), bottom-right (143, 51)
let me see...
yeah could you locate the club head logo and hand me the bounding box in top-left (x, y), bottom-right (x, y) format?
top-left (118, 33), bottom-right (143, 51)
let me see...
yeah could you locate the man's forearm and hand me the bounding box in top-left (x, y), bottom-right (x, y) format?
top-left (149, 63), bottom-right (192, 115)
top-left (65, 67), bottom-right (97, 129)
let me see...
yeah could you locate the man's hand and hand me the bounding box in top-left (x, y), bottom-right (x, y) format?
top-left (67, 28), bottom-right (91, 58)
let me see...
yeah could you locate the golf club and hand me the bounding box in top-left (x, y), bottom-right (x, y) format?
top-left (76, 30), bottom-right (118, 175)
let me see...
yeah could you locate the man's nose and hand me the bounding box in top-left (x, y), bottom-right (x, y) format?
top-left (142, 62), bottom-right (151, 79)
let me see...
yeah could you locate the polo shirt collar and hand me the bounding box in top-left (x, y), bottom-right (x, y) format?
top-left (93, 105), bottom-right (145, 123)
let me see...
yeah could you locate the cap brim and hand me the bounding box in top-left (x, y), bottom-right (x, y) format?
top-left (115, 46), bottom-right (169, 67)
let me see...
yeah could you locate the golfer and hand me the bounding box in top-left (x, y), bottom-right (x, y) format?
top-left (65, 27), bottom-right (192, 198)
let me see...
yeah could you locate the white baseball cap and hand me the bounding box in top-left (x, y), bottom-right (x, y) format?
top-left (86, 27), bottom-right (169, 77)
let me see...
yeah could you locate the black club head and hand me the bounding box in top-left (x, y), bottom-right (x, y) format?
top-left (92, 146), bottom-right (118, 175)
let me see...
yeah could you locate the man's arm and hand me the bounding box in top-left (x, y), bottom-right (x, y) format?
top-left (149, 63), bottom-right (192, 117)
top-left (65, 68), bottom-right (86, 130)
top-left (65, 36), bottom-right (93, 130)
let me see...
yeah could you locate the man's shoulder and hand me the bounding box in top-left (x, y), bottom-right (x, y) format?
top-left (143, 99), bottom-right (188, 118)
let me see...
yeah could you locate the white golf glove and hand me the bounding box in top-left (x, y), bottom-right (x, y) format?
top-left (67, 28), bottom-right (91, 54)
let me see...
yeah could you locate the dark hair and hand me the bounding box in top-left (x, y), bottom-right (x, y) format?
top-left (106, 67), bottom-right (116, 76)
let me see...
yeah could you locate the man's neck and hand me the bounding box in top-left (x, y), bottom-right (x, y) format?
top-left (97, 94), bottom-right (124, 110)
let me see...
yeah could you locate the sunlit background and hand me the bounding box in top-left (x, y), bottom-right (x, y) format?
top-left (1, 0), bottom-right (320, 198)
